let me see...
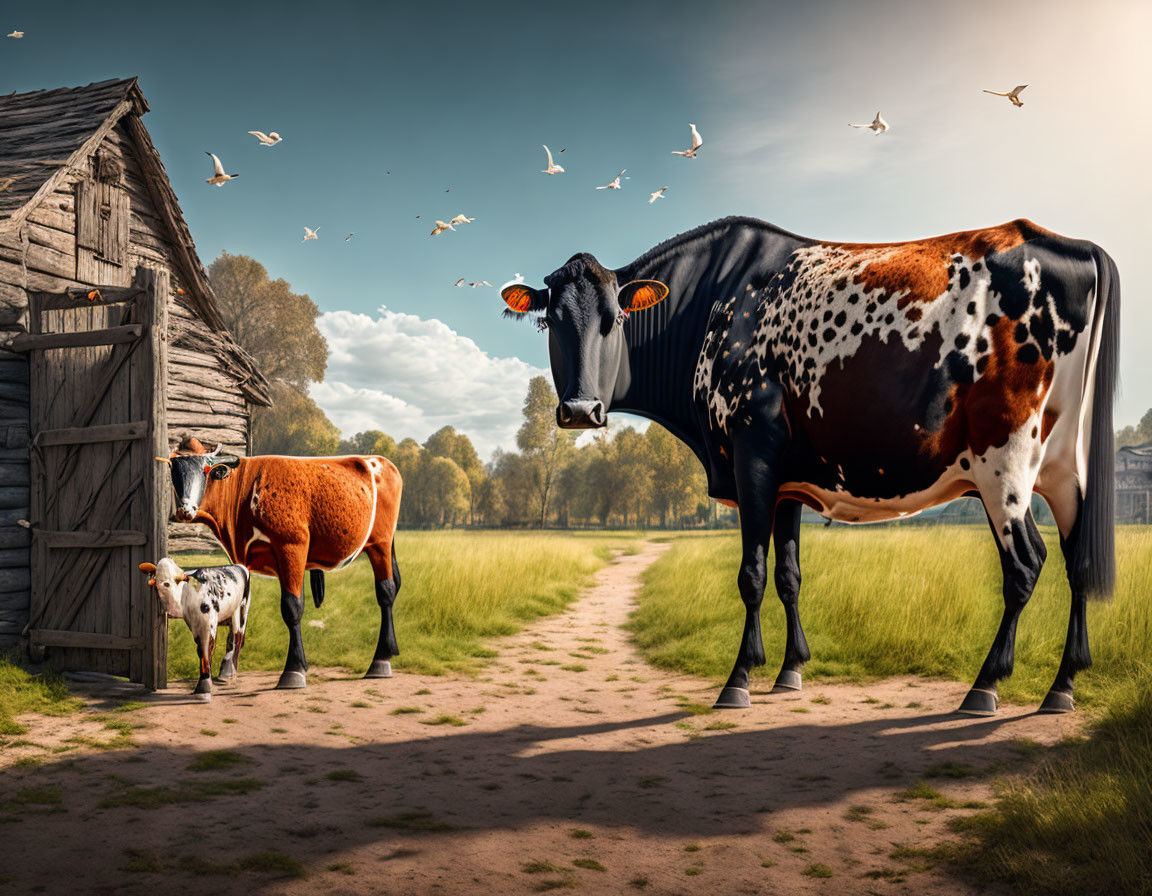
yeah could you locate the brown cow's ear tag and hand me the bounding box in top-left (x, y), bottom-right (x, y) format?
top-left (618, 280), bottom-right (669, 312)
top-left (501, 284), bottom-right (537, 314)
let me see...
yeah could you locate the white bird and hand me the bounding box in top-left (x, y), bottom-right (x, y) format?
top-left (671, 123), bottom-right (703, 158)
top-left (541, 145), bottom-right (565, 175)
top-left (454, 278), bottom-right (467, 287)
top-left (596, 170), bottom-right (627, 190)
top-left (449, 214), bottom-right (475, 226)
top-left (469, 280), bottom-right (493, 288)
top-left (649, 186), bottom-right (668, 204)
top-left (7, 30), bottom-right (23, 39)
top-left (430, 220), bottom-right (456, 236)
top-left (248, 130), bottom-right (282, 145)
top-left (849, 112), bottom-right (889, 134)
top-left (983, 85), bottom-right (1027, 107)
top-left (205, 152), bottom-right (239, 185)
top-left (345, 232), bottom-right (354, 241)
top-left (302, 227), bottom-right (320, 241)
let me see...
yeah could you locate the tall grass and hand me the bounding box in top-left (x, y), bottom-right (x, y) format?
top-left (0, 657), bottom-right (83, 735)
top-left (167, 531), bottom-right (632, 680)
top-left (628, 525), bottom-right (1151, 706)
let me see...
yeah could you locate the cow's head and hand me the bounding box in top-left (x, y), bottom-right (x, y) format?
top-left (140, 558), bottom-right (188, 618)
top-left (501, 254), bottom-right (668, 428)
top-left (156, 442), bottom-right (241, 521)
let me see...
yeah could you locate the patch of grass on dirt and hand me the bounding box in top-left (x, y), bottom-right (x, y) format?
top-left (703, 720), bottom-right (738, 730)
top-left (326, 769), bottom-right (361, 782)
top-left (896, 781), bottom-right (986, 810)
top-left (810, 695), bottom-right (832, 704)
top-left (199, 729), bottom-right (218, 737)
top-left (772, 831), bottom-right (795, 843)
top-left (327, 862), bottom-right (355, 875)
top-left (637, 775), bottom-right (668, 789)
top-left (925, 761), bottom-right (979, 779)
top-left (522, 861), bottom-right (570, 874)
top-left (803, 863), bottom-right (833, 878)
top-left (629, 877), bottom-right (649, 889)
top-left (573, 858), bottom-right (605, 871)
top-left (2, 785), bottom-right (61, 811)
top-left (98, 778), bottom-right (263, 809)
top-left (368, 812), bottom-right (458, 832)
top-left (420, 714), bottom-right (467, 727)
top-left (390, 706), bottom-right (423, 715)
top-left (170, 532), bottom-right (635, 680)
top-left (0, 657), bottom-right (82, 737)
top-left (569, 829), bottom-right (593, 839)
top-left (186, 749), bottom-right (251, 771)
top-left (238, 852), bottom-right (307, 878)
top-left (121, 849), bottom-right (165, 872)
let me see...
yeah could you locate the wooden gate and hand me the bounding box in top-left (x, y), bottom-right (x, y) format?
top-left (17, 266), bottom-right (168, 688)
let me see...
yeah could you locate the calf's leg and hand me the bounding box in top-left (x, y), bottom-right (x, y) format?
top-left (364, 541), bottom-right (401, 679)
top-left (193, 635), bottom-right (214, 700)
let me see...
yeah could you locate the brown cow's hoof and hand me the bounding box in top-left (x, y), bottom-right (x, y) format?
top-left (364, 660), bottom-right (393, 679)
top-left (276, 670), bottom-right (307, 690)
top-left (713, 687), bottom-right (751, 709)
top-left (957, 687), bottom-right (999, 716)
top-left (772, 669), bottom-right (803, 693)
top-left (217, 659), bottom-right (237, 680)
top-left (1038, 690), bottom-right (1075, 713)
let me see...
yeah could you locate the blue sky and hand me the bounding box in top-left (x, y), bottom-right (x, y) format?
top-left (2, 0), bottom-right (1149, 458)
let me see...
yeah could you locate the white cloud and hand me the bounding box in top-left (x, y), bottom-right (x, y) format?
top-left (311, 306), bottom-right (547, 461)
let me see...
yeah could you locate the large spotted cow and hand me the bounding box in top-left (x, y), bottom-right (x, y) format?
top-left (502, 217), bottom-right (1119, 714)
top-left (160, 442), bottom-right (403, 690)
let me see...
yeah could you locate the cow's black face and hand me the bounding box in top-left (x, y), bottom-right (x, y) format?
top-left (502, 254), bottom-right (669, 429)
top-left (161, 448), bottom-right (241, 521)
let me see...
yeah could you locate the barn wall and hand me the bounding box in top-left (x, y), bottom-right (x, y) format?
top-left (0, 116), bottom-right (256, 642)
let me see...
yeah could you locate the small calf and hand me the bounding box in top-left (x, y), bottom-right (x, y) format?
top-left (140, 558), bottom-right (251, 701)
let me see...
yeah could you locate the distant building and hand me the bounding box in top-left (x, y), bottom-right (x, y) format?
top-left (1117, 441), bottom-right (1152, 524)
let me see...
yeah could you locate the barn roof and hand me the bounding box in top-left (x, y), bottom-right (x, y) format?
top-left (1119, 441), bottom-right (1152, 457)
top-left (0, 78), bottom-right (270, 405)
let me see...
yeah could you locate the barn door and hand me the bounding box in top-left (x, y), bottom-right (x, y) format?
top-left (18, 266), bottom-right (168, 688)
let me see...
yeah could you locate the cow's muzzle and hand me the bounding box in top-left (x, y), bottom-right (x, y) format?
top-left (557, 399), bottom-right (606, 429)
top-left (174, 506), bottom-right (197, 522)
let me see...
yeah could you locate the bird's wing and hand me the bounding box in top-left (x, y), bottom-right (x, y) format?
top-left (1011, 85), bottom-right (1027, 96)
top-left (595, 184), bottom-right (608, 189)
top-left (983, 89), bottom-right (1008, 96)
top-left (848, 123), bottom-right (868, 128)
top-left (480, 281), bottom-right (492, 287)
top-left (248, 131), bottom-right (269, 142)
top-left (207, 152), bottom-right (226, 176)
top-left (671, 150), bottom-right (688, 155)
top-left (455, 278), bottom-right (466, 286)
top-left (689, 124), bottom-right (702, 149)
top-left (543, 145), bottom-right (554, 167)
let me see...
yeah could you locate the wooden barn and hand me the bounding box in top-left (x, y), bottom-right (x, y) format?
top-left (0, 78), bottom-right (270, 687)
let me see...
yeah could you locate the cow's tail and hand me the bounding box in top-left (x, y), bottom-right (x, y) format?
top-left (310, 569), bottom-right (326, 608)
top-left (1071, 246), bottom-right (1119, 600)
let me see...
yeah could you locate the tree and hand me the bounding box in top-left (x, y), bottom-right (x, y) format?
top-left (338, 430), bottom-right (398, 458)
top-left (516, 377), bottom-right (576, 526)
top-left (424, 426), bottom-right (485, 524)
top-left (1117, 408), bottom-right (1152, 449)
top-left (644, 424), bottom-right (706, 527)
top-left (252, 382), bottom-right (340, 456)
top-left (210, 252), bottom-right (337, 455)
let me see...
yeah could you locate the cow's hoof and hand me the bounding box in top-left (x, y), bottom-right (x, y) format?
top-left (195, 691), bottom-right (212, 703)
top-left (217, 659), bottom-right (237, 680)
top-left (957, 687), bottom-right (999, 716)
top-left (772, 669), bottom-right (803, 693)
top-left (713, 686), bottom-right (751, 709)
top-left (364, 659), bottom-right (393, 679)
top-left (193, 678), bottom-right (212, 697)
top-left (276, 670), bottom-right (307, 690)
top-left (1038, 689), bottom-right (1075, 713)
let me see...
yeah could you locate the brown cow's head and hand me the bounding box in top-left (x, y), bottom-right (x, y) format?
top-left (501, 254), bottom-right (668, 429)
top-left (156, 442), bottom-right (240, 521)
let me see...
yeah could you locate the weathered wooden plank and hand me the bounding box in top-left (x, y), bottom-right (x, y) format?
top-left (0, 360), bottom-right (31, 384)
top-left (0, 547), bottom-right (28, 567)
top-left (0, 527), bottom-right (31, 548)
top-left (0, 568), bottom-right (29, 591)
top-left (145, 266), bottom-right (168, 689)
top-left (0, 463), bottom-right (29, 487)
top-left (35, 285), bottom-right (143, 312)
top-left (10, 324), bottom-right (141, 352)
top-left (0, 486), bottom-right (29, 509)
top-left (29, 628), bottom-right (143, 651)
top-left (37, 528), bottom-right (146, 548)
top-left (36, 419), bottom-right (147, 447)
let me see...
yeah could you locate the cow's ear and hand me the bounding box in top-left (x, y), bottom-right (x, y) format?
top-left (501, 283), bottom-right (544, 315)
top-left (618, 280), bottom-right (669, 312)
top-left (139, 562), bottom-right (156, 575)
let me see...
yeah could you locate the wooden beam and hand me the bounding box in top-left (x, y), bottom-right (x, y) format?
top-left (37, 529), bottom-right (147, 548)
top-left (36, 420), bottom-right (147, 447)
top-left (29, 628), bottom-right (143, 651)
top-left (36, 285), bottom-right (144, 312)
top-left (10, 324), bottom-right (141, 352)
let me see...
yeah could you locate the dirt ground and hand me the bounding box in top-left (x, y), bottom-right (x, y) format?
top-left (1, 541), bottom-right (1081, 895)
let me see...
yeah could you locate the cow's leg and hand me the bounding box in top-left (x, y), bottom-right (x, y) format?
top-left (714, 421), bottom-right (785, 710)
top-left (218, 619), bottom-right (240, 680)
top-left (275, 543), bottom-right (309, 690)
top-left (771, 499), bottom-right (811, 692)
top-left (193, 635), bottom-right (213, 700)
top-left (363, 541), bottom-right (401, 679)
top-left (958, 507), bottom-right (1047, 715)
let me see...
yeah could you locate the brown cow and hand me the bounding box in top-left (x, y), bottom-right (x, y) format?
top-left (160, 442), bottom-right (402, 689)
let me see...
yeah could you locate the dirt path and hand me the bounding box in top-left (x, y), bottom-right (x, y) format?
top-left (2, 542), bottom-right (1081, 895)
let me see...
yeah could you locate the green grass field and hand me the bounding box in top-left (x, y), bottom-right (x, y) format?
top-left (628, 525), bottom-right (1151, 707)
top-left (166, 530), bottom-right (636, 680)
top-left (628, 525), bottom-right (1152, 896)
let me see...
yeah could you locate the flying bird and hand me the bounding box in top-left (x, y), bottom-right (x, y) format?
top-left (469, 280), bottom-right (493, 288)
top-left (558, 148), bottom-right (566, 153)
top-left (7, 30), bottom-right (23, 38)
top-left (541, 145), bottom-right (565, 175)
top-left (248, 130), bottom-right (282, 145)
top-left (449, 214), bottom-right (475, 226)
top-left (430, 220), bottom-right (456, 236)
top-left (850, 112), bottom-right (889, 134)
top-left (345, 232), bottom-right (354, 241)
top-left (596, 170), bottom-right (627, 190)
top-left (649, 186), bottom-right (668, 204)
top-left (983, 85), bottom-right (1027, 107)
top-left (302, 227), bottom-right (320, 241)
top-left (671, 123), bottom-right (703, 158)
top-left (205, 152), bottom-right (238, 185)
top-left (454, 278), bottom-right (467, 287)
